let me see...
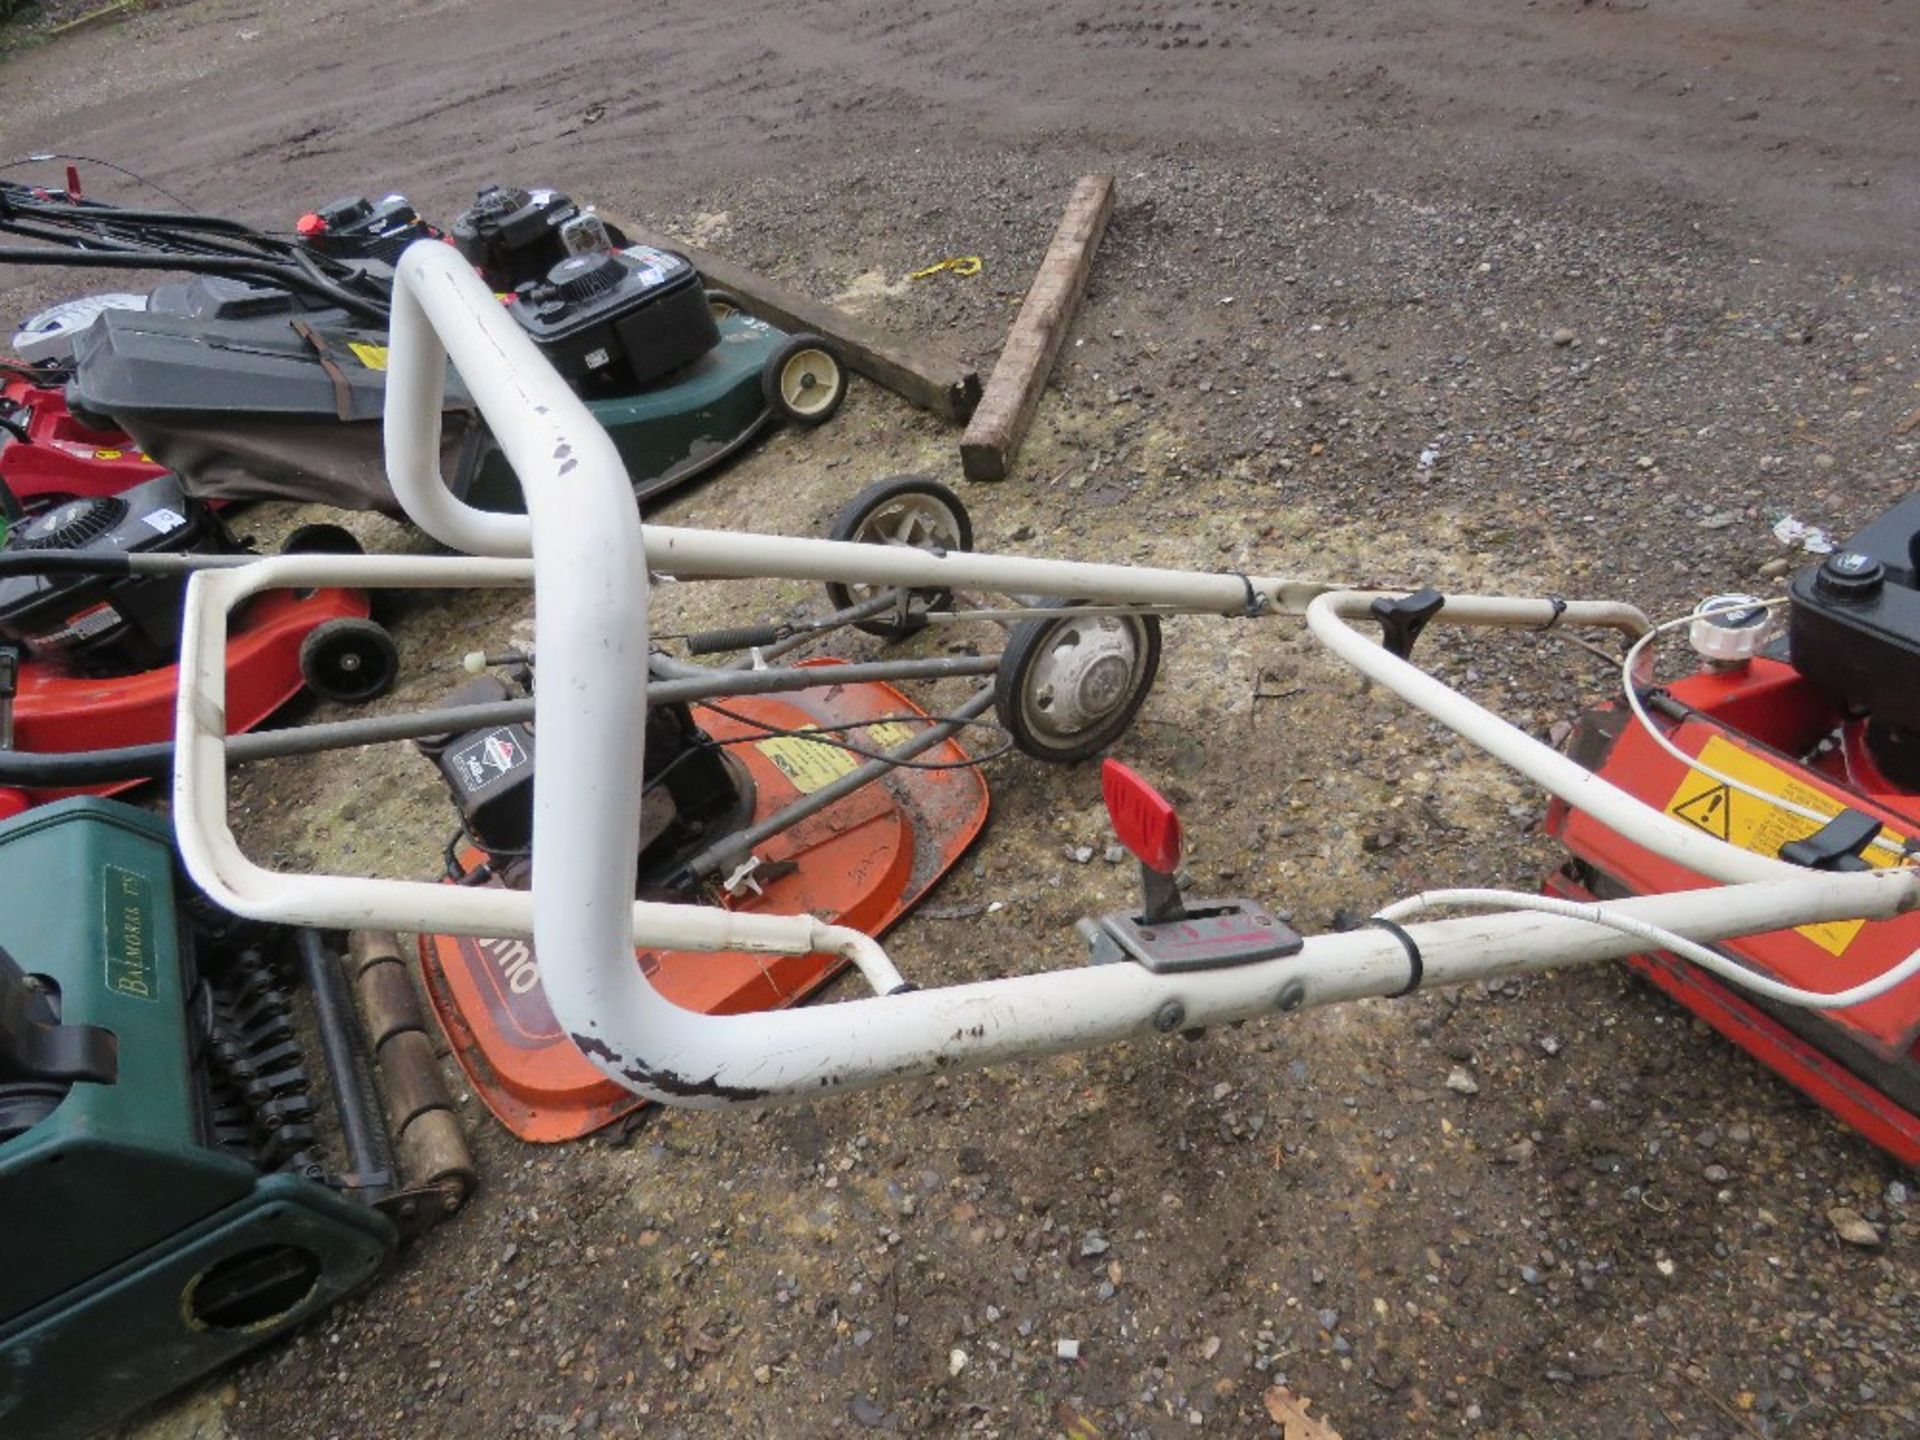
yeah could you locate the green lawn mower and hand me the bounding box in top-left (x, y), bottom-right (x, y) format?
top-left (15, 178), bottom-right (847, 513)
top-left (0, 798), bottom-right (473, 1440)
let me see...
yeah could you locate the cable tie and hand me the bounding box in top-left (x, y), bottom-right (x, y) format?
top-left (1366, 917), bottom-right (1425, 997)
top-left (1230, 571), bottom-right (1267, 618)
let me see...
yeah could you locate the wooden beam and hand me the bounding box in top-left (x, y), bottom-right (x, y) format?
top-left (959, 175), bottom-right (1114, 482)
top-left (601, 211), bottom-right (980, 424)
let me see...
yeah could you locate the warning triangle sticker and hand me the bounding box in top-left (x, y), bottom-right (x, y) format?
top-left (1671, 783), bottom-right (1733, 840)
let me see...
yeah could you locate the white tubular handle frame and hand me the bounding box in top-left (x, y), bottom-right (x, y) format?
top-left (169, 239), bottom-right (1920, 1109)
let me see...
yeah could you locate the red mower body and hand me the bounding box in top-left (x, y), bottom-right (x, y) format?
top-left (0, 585), bottom-right (372, 817)
top-left (1547, 656), bottom-right (1920, 1164)
top-left (1, 376), bottom-right (169, 509)
top-left (418, 670), bottom-right (990, 1142)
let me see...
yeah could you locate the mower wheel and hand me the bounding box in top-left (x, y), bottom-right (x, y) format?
top-left (823, 474), bottom-right (974, 640)
top-left (706, 289), bottom-right (744, 321)
top-left (299, 618), bottom-right (398, 705)
top-left (764, 334), bottom-right (846, 427)
top-left (280, 523), bottom-right (363, 556)
top-left (995, 599), bottom-right (1161, 764)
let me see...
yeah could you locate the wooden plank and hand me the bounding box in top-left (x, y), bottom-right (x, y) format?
top-left (959, 175), bottom-right (1114, 482)
top-left (601, 211), bottom-right (980, 424)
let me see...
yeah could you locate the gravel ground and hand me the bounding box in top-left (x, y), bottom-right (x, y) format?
top-left (3, 2), bottom-right (1916, 1437)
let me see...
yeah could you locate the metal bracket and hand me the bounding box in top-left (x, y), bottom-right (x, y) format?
top-left (1092, 899), bottom-right (1303, 974)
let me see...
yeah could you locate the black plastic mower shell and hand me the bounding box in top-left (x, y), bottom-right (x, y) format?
top-left (65, 310), bottom-right (487, 511)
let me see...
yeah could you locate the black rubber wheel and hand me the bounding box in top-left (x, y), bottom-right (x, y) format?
top-left (994, 599), bottom-right (1161, 764)
top-left (763, 333), bottom-right (846, 426)
top-left (299, 617), bottom-right (398, 704)
top-left (16, 490), bottom-right (77, 521)
top-left (822, 474), bottom-right (973, 640)
top-left (280, 523), bottom-right (362, 556)
top-left (706, 289), bottom-right (744, 321)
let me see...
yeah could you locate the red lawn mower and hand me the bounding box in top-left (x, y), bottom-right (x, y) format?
top-left (0, 471), bottom-right (395, 822)
top-left (1548, 496), bottom-right (1920, 1165)
top-left (0, 369), bottom-right (167, 518)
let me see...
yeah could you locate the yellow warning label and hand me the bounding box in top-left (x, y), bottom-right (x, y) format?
top-left (1665, 734), bottom-right (1905, 955)
top-left (756, 734), bottom-right (861, 794)
top-left (867, 721), bottom-right (917, 750)
top-left (755, 721), bottom-right (924, 794)
top-left (347, 341), bottom-right (389, 371)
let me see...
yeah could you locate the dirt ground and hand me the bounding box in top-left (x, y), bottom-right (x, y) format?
top-left (3, 1), bottom-right (1918, 1437)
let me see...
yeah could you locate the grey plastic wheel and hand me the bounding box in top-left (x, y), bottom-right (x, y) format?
top-left (822, 474), bottom-right (973, 639)
top-left (995, 599), bottom-right (1161, 763)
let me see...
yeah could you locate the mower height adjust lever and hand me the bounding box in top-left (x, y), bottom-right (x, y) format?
top-left (1083, 760), bottom-right (1303, 975)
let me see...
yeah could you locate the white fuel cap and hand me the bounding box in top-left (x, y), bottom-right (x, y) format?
top-left (1688, 593), bottom-right (1771, 666)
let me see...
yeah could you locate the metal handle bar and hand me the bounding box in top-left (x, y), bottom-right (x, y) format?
top-left (170, 239), bottom-right (1920, 1110)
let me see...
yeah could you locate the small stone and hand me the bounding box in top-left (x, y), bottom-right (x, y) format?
top-left (1070, 845), bottom-right (1094, 865)
top-left (1519, 1266), bottom-right (1542, 1286)
top-left (753, 1364), bottom-right (773, 1384)
top-left (1551, 328), bottom-right (1576, 347)
top-left (1103, 844), bottom-right (1127, 864)
top-left (1445, 1067), bottom-right (1480, 1095)
top-left (1212, 1082), bottom-right (1233, 1102)
top-left (948, 1348), bottom-right (968, 1377)
top-left (1501, 1138), bottom-right (1536, 1165)
top-left (1828, 1206), bottom-right (1882, 1248)
top-left (853, 1328), bottom-right (874, 1348)
top-left (1636, 455), bottom-right (1657, 471)
top-left (1056, 1338), bottom-right (1081, 1361)
top-left (1201, 1335), bottom-right (1221, 1360)
top-left (1699, 512), bottom-right (1738, 531)
top-left (1317, 1308), bottom-right (1339, 1332)
top-left (850, 1395), bottom-right (888, 1428)
top-left (1655, 1257), bottom-right (1677, 1278)
top-left (1704, 1164), bottom-right (1731, 1184)
top-left (1538, 1035), bottom-right (1562, 1056)
top-left (1886, 1180), bottom-right (1908, 1207)
top-left (1757, 557), bottom-right (1795, 579)
top-left (1079, 1231), bottom-right (1111, 1258)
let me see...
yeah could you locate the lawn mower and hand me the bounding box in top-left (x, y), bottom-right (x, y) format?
top-left (0, 797), bottom-right (473, 1440)
top-left (0, 471), bottom-right (397, 821)
top-left (7, 171), bottom-right (846, 512)
top-left (154, 243), bottom-right (1920, 1161)
top-left (1, 366), bottom-right (168, 522)
top-left (1547, 502), bottom-right (1920, 1165)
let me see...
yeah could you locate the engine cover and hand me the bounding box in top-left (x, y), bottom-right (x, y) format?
top-left (451, 185), bottom-right (581, 289)
top-left (1788, 491), bottom-right (1920, 785)
top-left (296, 192), bottom-right (436, 267)
top-left (509, 247), bottom-right (719, 395)
top-left (420, 675), bottom-right (750, 887)
top-left (0, 472), bottom-right (228, 672)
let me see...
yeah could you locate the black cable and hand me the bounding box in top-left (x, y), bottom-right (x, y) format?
top-left (0, 245), bottom-right (388, 323)
top-left (0, 552), bottom-right (132, 580)
top-left (690, 698), bottom-right (1013, 772)
top-left (0, 153), bottom-right (195, 210)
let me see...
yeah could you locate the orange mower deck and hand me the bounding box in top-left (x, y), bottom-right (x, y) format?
top-left (418, 673), bottom-right (988, 1142)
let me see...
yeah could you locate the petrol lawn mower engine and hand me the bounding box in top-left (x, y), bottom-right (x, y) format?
top-left (0, 472), bottom-right (230, 675)
top-left (1549, 490), bottom-right (1920, 1164)
top-left (295, 192), bottom-right (439, 267)
top-left (507, 246), bottom-right (720, 396)
top-left (420, 672), bottom-right (752, 891)
top-left (450, 184), bottom-right (622, 289)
